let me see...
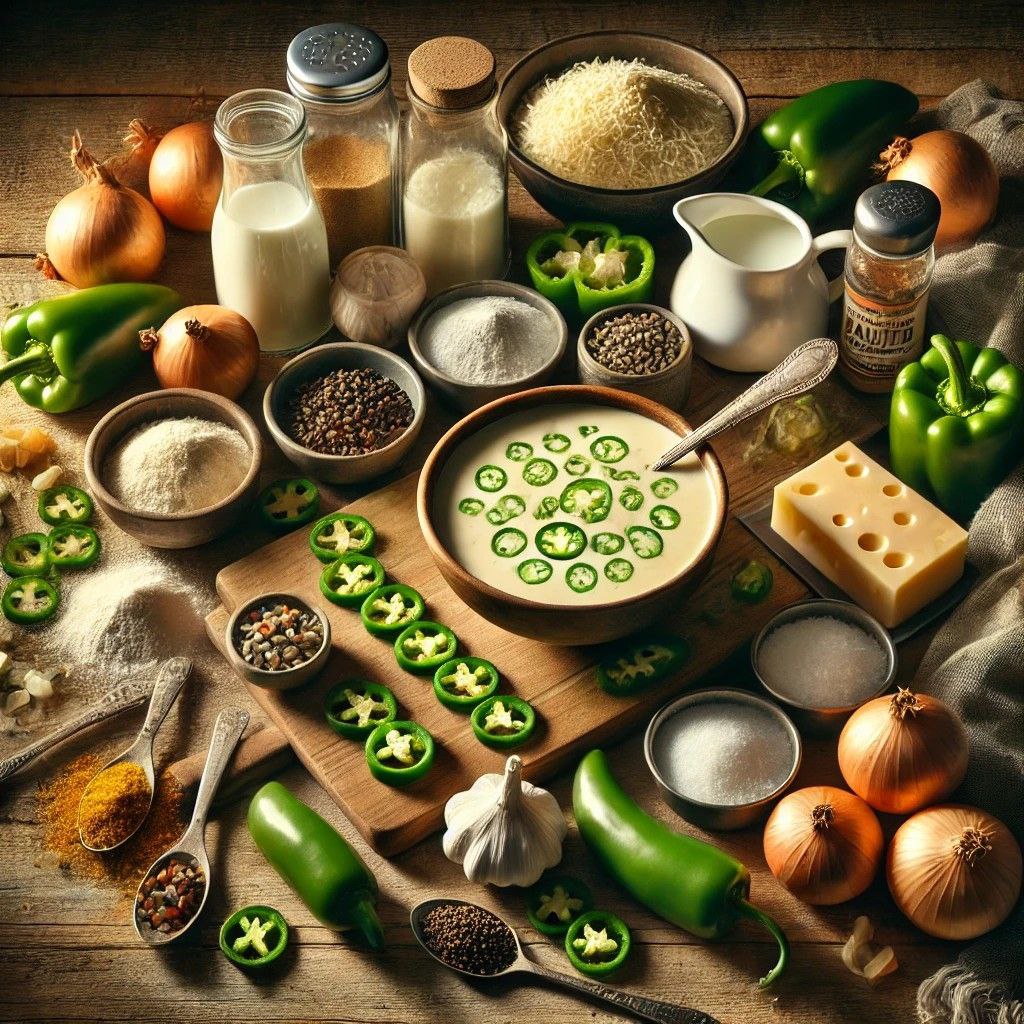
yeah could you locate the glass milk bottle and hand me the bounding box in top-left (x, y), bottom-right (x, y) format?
top-left (286, 23), bottom-right (399, 270)
top-left (212, 89), bottom-right (331, 353)
top-left (400, 36), bottom-right (509, 296)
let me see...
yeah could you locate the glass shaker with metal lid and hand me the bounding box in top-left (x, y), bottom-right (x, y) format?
top-left (400, 36), bottom-right (509, 296)
top-left (840, 180), bottom-right (941, 393)
top-left (287, 23), bottom-right (399, 269)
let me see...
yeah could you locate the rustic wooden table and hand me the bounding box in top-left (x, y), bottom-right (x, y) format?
top-left (1, 2), bottom-right (1019, 1021)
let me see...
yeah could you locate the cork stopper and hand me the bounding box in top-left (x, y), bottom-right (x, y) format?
top-left (407, 36), bottom-right (496, 109)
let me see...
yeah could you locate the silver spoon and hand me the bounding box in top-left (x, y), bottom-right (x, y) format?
top-left (410, 898), bottom-right (720, 1024)
top-left (77, 656), bottom-right (192, 852)
top-left (133, 707), bottom-right (249, 947)
top-left (652, 337), bottom-right (838, 470)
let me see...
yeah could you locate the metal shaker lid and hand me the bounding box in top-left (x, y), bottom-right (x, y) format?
top-left (853, 180), bottom-right (941, 256)
top-left (286, 24), bottom-right (390, 102)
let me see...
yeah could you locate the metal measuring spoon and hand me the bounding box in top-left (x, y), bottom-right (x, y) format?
top-left (410, 898), bottom-right (720, 1024)
top-left (652, 337), bottom-right (838, 470)
top-left (133, 707), bottom-right (249, 947)
top-left (77, 656), bottom-right (192, 852)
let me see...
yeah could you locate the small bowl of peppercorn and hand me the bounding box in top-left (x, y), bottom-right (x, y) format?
top-left (577, 303), bottom-right (693, 410)
top-left (225, 593), bottom-right (331, 691)
top-left (264, 342), bottom-right (426, 484)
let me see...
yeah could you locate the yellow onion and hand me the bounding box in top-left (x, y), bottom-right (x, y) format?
top-left (838, 688), bottom-right (968, 815)
top-left (763, 786), bottom-right (883, 905)
top-left (887, 804), bottom-right (1022, 940)
top-left (139, 304), bottom-right (258, 399)
top-left (878, 130), bottom-right (999, 252)
top-left (148, 121), bottom-right (223, 232)
top-left (41, 131), bottom-right (165, 287)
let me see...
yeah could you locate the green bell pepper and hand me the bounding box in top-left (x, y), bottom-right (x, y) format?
top-left (733, 80), bottom-right (919, 225)
top-left (573, 750), bottom-right (789, 987)
top-left (247, 781), bottom-right (385, 950)
top-left (526, 222), bottom-right (620, 313)
top-left (890, 334), bottom-right (1024, 522)
top-left (0, 284), bottom-right (183, 413)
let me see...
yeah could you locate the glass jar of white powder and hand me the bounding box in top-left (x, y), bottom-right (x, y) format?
top-left (400, 37), bottom-right (509, 296)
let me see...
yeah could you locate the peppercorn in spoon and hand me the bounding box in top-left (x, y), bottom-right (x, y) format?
top-left (77, 656), bottom-right (192, 852)
top-left (410, 898), bottom-right (720, 1024)
top-left (133, 707), bottom-right (249, 945)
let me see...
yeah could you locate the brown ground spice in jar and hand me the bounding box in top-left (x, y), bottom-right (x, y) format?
top-left (77, 760), bottom-right (151, 849)
top-left (37, 752), bottom-right (186, 897)
top-left (304, 135), bottom-right (393, 269)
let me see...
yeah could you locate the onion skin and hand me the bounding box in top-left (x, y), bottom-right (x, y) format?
top-left (763, 786), bottom-right (883, 905)
top-left (838, 688), bottom-right (968, 815)
top-left (887, 804), bottom-right (1022, 940)
top-left (148, 122), bottom-right (223, 232)
top-left (880, 130), bottom-right (999, 252)
top-left (139, 304), bottom-right (259, 399)
top-left (44, 131), bottom-right (165, 288)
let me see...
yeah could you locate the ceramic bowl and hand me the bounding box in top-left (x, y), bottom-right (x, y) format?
top-left (644, 688), bottom-right (802, 831)
top-left (264, 342), bottom-right (425, 484)
top-left (577, 303), bottom-right (693, 409)
top-left (417, 384), bottom-right (728, 646)
top-left (84, 388), bottom-right (263, 549)
top-left (496, 31), bottom-right (749, 231)
top-left (224, 592), bottom-right (331, 691)
top-left (407, 281), bottom-right (568, 413)
top-left (751, 598), bottom-right (898, 736)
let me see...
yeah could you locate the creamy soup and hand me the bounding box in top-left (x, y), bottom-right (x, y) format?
top-left (434, 404), bottom-right (719, 605)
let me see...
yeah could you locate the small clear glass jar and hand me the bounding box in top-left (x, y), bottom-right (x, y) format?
top-left (400, 37), bottom-right (509, 296)
top-left (287, 24), bottom-right (399, 270)
top-left (211, 89), bottom-right (331, 354)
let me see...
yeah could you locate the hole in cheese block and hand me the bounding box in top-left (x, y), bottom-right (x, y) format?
top-left (858, 533), bottom-right (886, 552)
top-left (833, 513), bottom-right (853, 527)
top-left (834, 450), bottom-right (850, 462)
top-left (845, 464), bottom-right (866, 477)
top-left (884, 552), bottom-right (911, 568)
top-left (882, 483), bottom-right (903, 497)
top-left (796, 482), bottom-right (819, 495)
top-left (893, 511), bottom-right (914, 526)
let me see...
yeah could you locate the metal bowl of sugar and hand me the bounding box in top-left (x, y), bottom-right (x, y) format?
top-left (644, 688), bottom-right (802, 831)
top-left (751, 598), bottom-right (897, 736)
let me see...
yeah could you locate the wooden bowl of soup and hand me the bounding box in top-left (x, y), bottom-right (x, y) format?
top-left (417, 385), bottom-right (727, 646)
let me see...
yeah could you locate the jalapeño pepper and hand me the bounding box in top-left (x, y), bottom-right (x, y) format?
top-left (890, 334), bottom-right (1024, 522)
top-left (324, 681), bottom-right (397, 739)
top-left (320, 554), bottom-right (385, 608)
top-left (394, 621), bottom-right (458, 674)
top-left (433, 657), bottom-right (499, 711)
top-left (526, 874), bottom-right (593, 936)
top-left (596, 633), bottom-right (689, 697)
top-left (471, 695), bottom-right (536, 748)
top-left (219, 906), bottom-right (288, 970)
top-left (536, 522), bottom-right (587, 560)
top-left (365, 720), bottom-right (434, 786)
top-left (526, 222), bottom-right (620, 313)
top-left (573, 750), bottom-right (789, 987)
top-left (360, 584), bottom-right (425, 637)
top-left (2, 575), bottom-right (59, 624)
top-left (564, 910), bottom-right (631, 977)
top-left (47, 524), bottom-right (101, 569)
top-left (38, 485), bottom-right (93, 525)
top-left (258, 478), bottom-right (320, 530)
top-left (730, 560), bottom-right (774, 604)
top-left (309, 511), bottom-right (376, 561)
top-left (2, 533), bottom-right (51, 577)
top-left (560, 478), bottom-right (612, 524)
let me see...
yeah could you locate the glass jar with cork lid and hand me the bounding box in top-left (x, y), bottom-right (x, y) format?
top-left (839, 180), bottom-right (941, 393)
top-left (286, 23), bottom-right (399, 271)
top-left (400, 36), bottom-right (510, 297)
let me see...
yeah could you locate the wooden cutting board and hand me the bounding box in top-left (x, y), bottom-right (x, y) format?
top-left (205, 470), bottom-right (810, 856)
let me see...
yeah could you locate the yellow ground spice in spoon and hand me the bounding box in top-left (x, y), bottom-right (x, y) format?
top-left (78, 760), bottom-right (152, 848)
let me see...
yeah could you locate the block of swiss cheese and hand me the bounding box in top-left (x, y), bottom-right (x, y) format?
top-left (771, 441), bottom-right (968, 628)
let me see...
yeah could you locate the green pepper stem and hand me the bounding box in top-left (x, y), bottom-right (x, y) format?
top-left (748, 151), bottom-right (805, 199)
top-left (0, 341), bottom-right (56, 386)
top-left (932, 334), bottom-right (988, 417)
top-left (352, 898), bottom-right (386, 951)
top-left (734, 898), bottom-right (790, 987)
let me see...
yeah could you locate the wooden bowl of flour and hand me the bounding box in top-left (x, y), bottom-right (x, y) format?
top-left (84, 388), bottom-right (263, 549)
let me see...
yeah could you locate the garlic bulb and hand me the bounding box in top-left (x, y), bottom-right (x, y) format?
top-left (443, 755), bottom-right (566, 887)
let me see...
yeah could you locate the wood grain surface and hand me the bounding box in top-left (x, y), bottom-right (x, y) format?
top-left (0, 2), bottom-right (1019, 1022)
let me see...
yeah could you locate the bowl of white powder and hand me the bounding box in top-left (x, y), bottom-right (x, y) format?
top-left (408, 281), bottom-right (567, 412)
top-left (85, 388), bottom-right (263, 548)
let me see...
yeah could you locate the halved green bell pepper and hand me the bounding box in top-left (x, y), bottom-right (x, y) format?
top-left (526, 222), bottom-right (620, 313)
top-left (575, 235), bottom-right (655, 319)
top-left (731, 79), bottom-right (919, 226)
top-left (0, 284), bottom-right (183, 413)
top-left (890, 334), bottom-right (1024, 522)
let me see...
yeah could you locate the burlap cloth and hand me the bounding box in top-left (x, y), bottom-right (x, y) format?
top-left (910, 80), bottom-right (1024, 1024)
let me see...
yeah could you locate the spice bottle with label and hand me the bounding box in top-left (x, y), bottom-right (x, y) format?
top-left (400, 36), bottom-right (509, 297)
top-left (286, 24), bottom-right (399, 270)
top-left (839, 181), bottom-right (941, 393)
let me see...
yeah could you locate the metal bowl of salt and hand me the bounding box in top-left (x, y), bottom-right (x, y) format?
top-left (644, 688), bottom-right (801, 831)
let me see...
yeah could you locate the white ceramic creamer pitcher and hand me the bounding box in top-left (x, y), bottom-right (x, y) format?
top-left (670, 193), bottom-right (851, 372)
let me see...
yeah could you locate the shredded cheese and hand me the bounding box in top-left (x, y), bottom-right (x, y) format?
top-left (513, 57), bottom-right (733, 189)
